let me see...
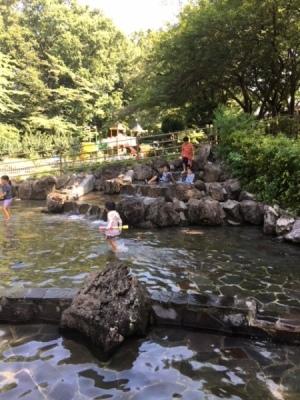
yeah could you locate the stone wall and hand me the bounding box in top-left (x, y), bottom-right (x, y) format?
top-left (0, 287), bottom-right (299, 344)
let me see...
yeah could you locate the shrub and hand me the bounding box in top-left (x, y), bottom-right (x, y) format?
top-left (214, 107), bottom-right (300, 214)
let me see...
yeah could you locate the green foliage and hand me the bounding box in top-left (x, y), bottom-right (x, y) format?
top-left (0, 0), bottom-right (133, 157)
top-left (133, 0), bottom-right (300, 123)
top-left (215, 107), bottom-right (300, 214)
top-left (0, 124), bottom-right (22, 157)
top-left (161, 115), bottom-right (185, 133)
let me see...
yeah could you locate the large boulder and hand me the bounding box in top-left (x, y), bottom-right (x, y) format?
top-left (205, 182), bottom-right (227, 202)
top-left (188, 197), bottom-right (225, 225)
top-left (71, 174), bottom-right (95, 199)
top-left (285, 220), bottom-right (300, 244)
top-left (145, 199), bottom-right (181, 227)
top-left (240, 200), bottom-right (264, 225)
top-left (222, 200), bottom-right (242, 224)
top-left (276, 217), bottom-right (295, 236)
top-left (46, 193), bottom-right (65, 213)
top-left (133, 164), bottom-right (154, 181)
top-left (61, 263), bottom-right (151, 355)
top-left (263, 206), bottom-right (279, 235)
top-left (203, 163), bottom-right (222, 182)
top-left (19, 176), bottom-right (56, 200)
top-left (173, 183), bottom-right (204, 202)
top-left (194, 144), bottom-right (212, 169)
top-left (117, 197), bottom-right (145, 226)
top-left (223, 179), bottom-right (241, 200)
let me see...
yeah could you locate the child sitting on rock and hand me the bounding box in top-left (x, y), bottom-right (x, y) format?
top-left (178, 166), bottom-right (195, 185)
top-left (148, 164), bottom-right (175, 184)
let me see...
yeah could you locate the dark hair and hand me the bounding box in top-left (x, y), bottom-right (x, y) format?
top-left (163, 164), bottom-right (170, 171)
top-left (1, 175), bottom-right (11, 185)
top-left (183, 136), bottom-right (189, 142)
top-left (105, 201), bottom-right (116, 211)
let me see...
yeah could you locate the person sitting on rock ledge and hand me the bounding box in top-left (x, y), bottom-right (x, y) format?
top-left (178, 165), bottom-right (195, 185)
top-left (147, 164), bottom-right (175, 185)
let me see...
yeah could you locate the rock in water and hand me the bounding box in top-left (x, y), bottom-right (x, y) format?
top-left (60, 263), bottom-right (151, 355)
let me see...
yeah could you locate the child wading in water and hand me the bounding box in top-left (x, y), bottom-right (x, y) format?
top-left (100, 201), bottom-right (123, 252)
top-left (0, 175), bottom-right (13, 221)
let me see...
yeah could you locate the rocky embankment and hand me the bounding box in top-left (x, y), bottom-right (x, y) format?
top-left (16, 144), bottom-right (300, 244)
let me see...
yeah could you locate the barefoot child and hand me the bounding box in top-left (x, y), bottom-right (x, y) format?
top-left (0, 175), bottom-right (13, 221)
top-left (100, 201), bottom-right (123, 252)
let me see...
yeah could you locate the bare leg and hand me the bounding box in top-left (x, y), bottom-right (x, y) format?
top-left (107, 238), bottom-right (118, 253)
top-left (1, 207), bottom-right (10, 221)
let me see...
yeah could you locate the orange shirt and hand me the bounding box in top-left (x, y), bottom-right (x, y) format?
top-left (181, 142), bottom-right (194, 160)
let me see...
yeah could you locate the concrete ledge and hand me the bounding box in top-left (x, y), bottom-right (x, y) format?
top-left (0, 288), bottom-right (300, 344)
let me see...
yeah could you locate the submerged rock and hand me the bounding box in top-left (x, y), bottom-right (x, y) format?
top-left (61, 262), bottom-right (151, 355)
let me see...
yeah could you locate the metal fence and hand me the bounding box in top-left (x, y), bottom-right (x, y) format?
top-left (0, 127), bottom-right (215, 179)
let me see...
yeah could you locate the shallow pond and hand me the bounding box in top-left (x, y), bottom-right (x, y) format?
top-left (0, 324), bottom-right (299, 400)
top-left (0, 201), bottom-right (300, 315)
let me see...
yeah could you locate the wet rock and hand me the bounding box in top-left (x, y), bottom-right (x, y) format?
top-left (203, 163), bottom-right (222, 182)
top-left (240, 200), bottom-right (264, 225)
top-left (264, 206), bottom-right (279, 235)
top-left (223, 179), bottom-right (241, 200)
top-left (94, 164), bottom-right (125, 180)
top-left (103, 180), bottom-right (121, 194)
top-left (222, 200), bottom-right (242, 223)
top-left (78, 203), bottom-right (90, 214)
top-left (239, 191), bottom-right (256, 201)
top-left (284, 220), bottom-right (300, 243)
top-left (117, 197), bottom-right (145, 226)
top-left (46, 193), bottom-right (65, 213)
top-left (276, 217), bottom-right (295, 236)
top-left (146, 200), bottom-right (181, 227)
top-left (188, 198), bottom-right (225, 226)
top-left (61, 262), bottom-right (151, 354)
top-left (133, 164), bottom-right (154, 181)
top-left (64, 201), bottom-right (78, 213)
top-left (205, 182), bottom-right (227, 202)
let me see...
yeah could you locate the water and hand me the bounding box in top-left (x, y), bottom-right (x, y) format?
top-left (0, 202), bottom-right (299, 314)
top-left (0, 324), bottom-right (299, 400)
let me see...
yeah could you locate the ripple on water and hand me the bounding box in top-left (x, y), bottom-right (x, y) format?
top-left (0, 204), bottom-right (300, 314)
top-left (0, 324), bottom-right (299, 399)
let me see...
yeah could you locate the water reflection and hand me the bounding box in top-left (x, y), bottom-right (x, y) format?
top-left (0, 202), bottom-right (300, 314)
top-left (0, 324), bottom-right (299, 400)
